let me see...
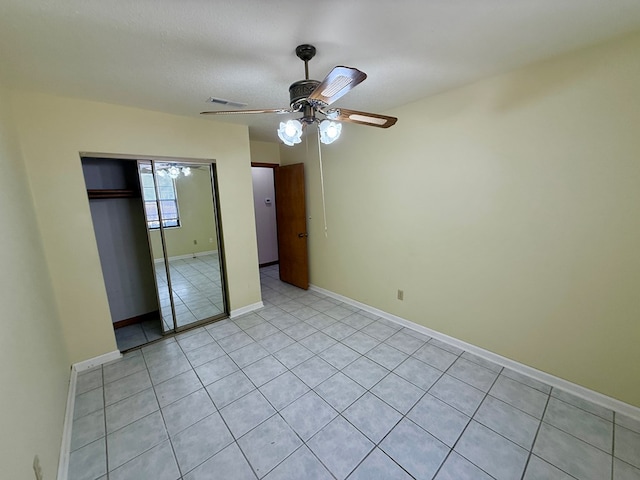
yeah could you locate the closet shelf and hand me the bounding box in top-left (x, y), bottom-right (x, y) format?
top-left (87, 189), bottom-right (140, 199)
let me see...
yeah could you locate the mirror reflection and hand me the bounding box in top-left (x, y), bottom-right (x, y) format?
top-left (139, 161), bottom-right (226, 332)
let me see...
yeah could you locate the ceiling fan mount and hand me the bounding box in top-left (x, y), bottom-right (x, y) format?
top-left (295, 44), bottom-right (316, 63)
top-left (201, 43), bottom-right (397, 145)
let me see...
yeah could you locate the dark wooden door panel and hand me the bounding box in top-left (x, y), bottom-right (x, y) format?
top-left (274, 163), bottom-right (309, 289)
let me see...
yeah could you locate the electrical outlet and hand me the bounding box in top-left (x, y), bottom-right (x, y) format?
top-left (209, 237), bottom-right (214, 243)
top-left (397, 289), bottom-right (404, 301)
top-left (193, 239), bottom-right (198, 245)
top-left (33, 455), bottom-right (43, 480)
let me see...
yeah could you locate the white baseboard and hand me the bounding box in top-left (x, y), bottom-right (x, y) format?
top-left (57, 367), bottom-right (77, 480)
top-left (230, 301), bottom-right (265, 318)
top-left (58, 349), bottom-right (122, 479)
top-left (154, 250), bottom-right (218, 263)
top-left (72, 350), bottom-right (122, 373)
top-left (309, 284), bottom-right (640, 420)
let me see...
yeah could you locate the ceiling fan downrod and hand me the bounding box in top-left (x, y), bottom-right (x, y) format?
top-left (296, 44), bottom-right (316, 80)
top-left (289, 44), bottom-right (321, 111)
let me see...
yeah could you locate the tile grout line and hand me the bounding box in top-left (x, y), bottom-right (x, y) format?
top-left (301, 333), bottom-right (442, 476)
top-left (549, 388), bottom-right (616, 421)
top-left (80, 277), bottom-right (632, 480)
top-left (451, 368), bottom-right (601, 480)
top-left (165, 336), bottom-right (201, 479)
top-left (208, 406), bottom-right (262, 479)
top-left (518, 391), bottom-right (551, 480)
top-left (208, 309), bottom-right (395, 478)
top-left (194, 320), bottom-right (302, 479)
top-left (424, 351), bottom-right (498, 480)
top-left (320, 339), bottom-right (459, 479)
top-left (423, 365), bottom-right (556, 459)
top-left (263, 412), bottom-right (337, 480)
top-left (253, 357), bottom-right (338, 478)
top-left (336, 394), bottom-right (414, 479)
top-left (100, 365), bottom-right (110, 480)
top-left (172, 380), bottom-right (242, 479)
top-left (611, 411), bottom-right (615, 480)
top-left (104, 278), bottom-right (274, 476)
top-left (212, 336), bottom-right (351, 480)
top-left (520, 392), bottom-right (617, 479)
top-left (537, 416), bottom-right (616, 457)
top-left (259, 280), bottom-right (415, 476)
top-left (134, 348), bottom-right (184, 478)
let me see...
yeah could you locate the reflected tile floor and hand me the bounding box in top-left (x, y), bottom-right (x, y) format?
top-left (71, 265), bottom-right (640, 479)
top-left (114, 255), bottom-right (225, 351)
top-left (156, 254), bottom-right (225, 330)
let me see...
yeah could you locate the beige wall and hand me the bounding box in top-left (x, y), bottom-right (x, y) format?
top-left (284, 32), bottom-right (640, 407)
top-left (250, 140), bottom-right (281, 165)
top-left (149, 165), bottom-right (219, 259)
top-left (11, 92), bottom-right (261, 364)
top-left (0, 86), bottom-right (70, 479)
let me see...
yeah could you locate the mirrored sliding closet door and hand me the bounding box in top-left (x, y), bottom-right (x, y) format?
top-left (138, 160), bottom-right (227, 332)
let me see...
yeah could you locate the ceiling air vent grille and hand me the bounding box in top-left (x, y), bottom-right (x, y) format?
top-left (207, 97), bottom-right (248, 108)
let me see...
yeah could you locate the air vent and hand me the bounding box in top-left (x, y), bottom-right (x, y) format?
top-left (207, 97), bottom-right (248, 108)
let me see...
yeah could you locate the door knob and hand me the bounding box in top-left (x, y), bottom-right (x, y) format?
top-left (298, 233), bottom-right (308, 238)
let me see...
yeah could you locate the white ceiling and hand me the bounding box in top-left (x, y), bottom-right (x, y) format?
top-left (1, 0), bottom-right (640, 142)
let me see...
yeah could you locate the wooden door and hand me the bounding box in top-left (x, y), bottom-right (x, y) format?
top-left (274, 163), bottom-right (309, 289)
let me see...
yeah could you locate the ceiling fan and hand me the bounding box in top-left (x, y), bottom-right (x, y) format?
top-left (201, 44), bottom-right (398, 146)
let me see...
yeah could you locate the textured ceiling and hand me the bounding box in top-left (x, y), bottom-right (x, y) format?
top-left (1, 0), bottom-right (640, 141)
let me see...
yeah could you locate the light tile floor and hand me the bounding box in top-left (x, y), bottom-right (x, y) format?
top-left (71, 265), bottom-right (640, 479)
top-left (155, 254), bottom-right (225, 330)
top-left (114, 320), bottom-right (164, 351)
top-left (115, 255), bottom-right (226, 351)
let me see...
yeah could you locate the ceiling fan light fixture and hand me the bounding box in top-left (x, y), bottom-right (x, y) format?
top-left (156, 164), bottom-right (192, 179)
top-left (319, 119), bottom-right (342, 144)
top-left (324, 109), bottom-right (340, 120)
top-left (167, 165), bottom-right (181, 179)
top-left (277, 119), bottom-right (303, 146)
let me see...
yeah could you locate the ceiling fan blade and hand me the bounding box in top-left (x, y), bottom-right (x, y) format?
top-left (201, 108), bottom-right (293, 115)
top-left (328, 108), bottom-right (397, 128)
top-left (307, 66), bottom-right (367, 106)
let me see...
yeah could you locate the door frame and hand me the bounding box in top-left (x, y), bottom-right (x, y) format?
top-left (251, 161), bottom-right (309, 289)
top-left (251, 162), bottom-right (280, 268)
top-left (82, 152), bottom-right (231, 337)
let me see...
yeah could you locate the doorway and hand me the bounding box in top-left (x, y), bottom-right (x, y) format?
top-left (251, 162), bottom-right (309, 290)
top-left (251, 165), bottom-right (279, 267)
top-left (82, 155), bottom-right (229, 351)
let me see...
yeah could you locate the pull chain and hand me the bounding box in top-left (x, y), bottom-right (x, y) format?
top-left (317, 127), bottom-right (328, 237)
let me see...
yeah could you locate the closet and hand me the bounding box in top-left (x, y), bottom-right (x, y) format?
top-left (82, 156), bottom-right (228, 350)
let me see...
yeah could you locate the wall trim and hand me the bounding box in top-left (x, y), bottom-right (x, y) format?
top-left (153, 250), bottom-right (218, 263)
top-left (113, 310), bottom-right (159, 329)
top-left (56, 368), bottom-right (77, 480)
top-left (230, 301), bottom-right (264, 319)
top-left (309, 284), bottom-right (640, 420)
top-left (259, 260), bottom-right (279, 268)
top-left (72, 350), bottom-right (122, 373)
top-left (58, 350), bottom-right (122, 478)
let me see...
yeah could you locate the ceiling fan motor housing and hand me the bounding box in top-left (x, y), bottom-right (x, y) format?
top-left (289, 79), bottom-right (320, 106)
